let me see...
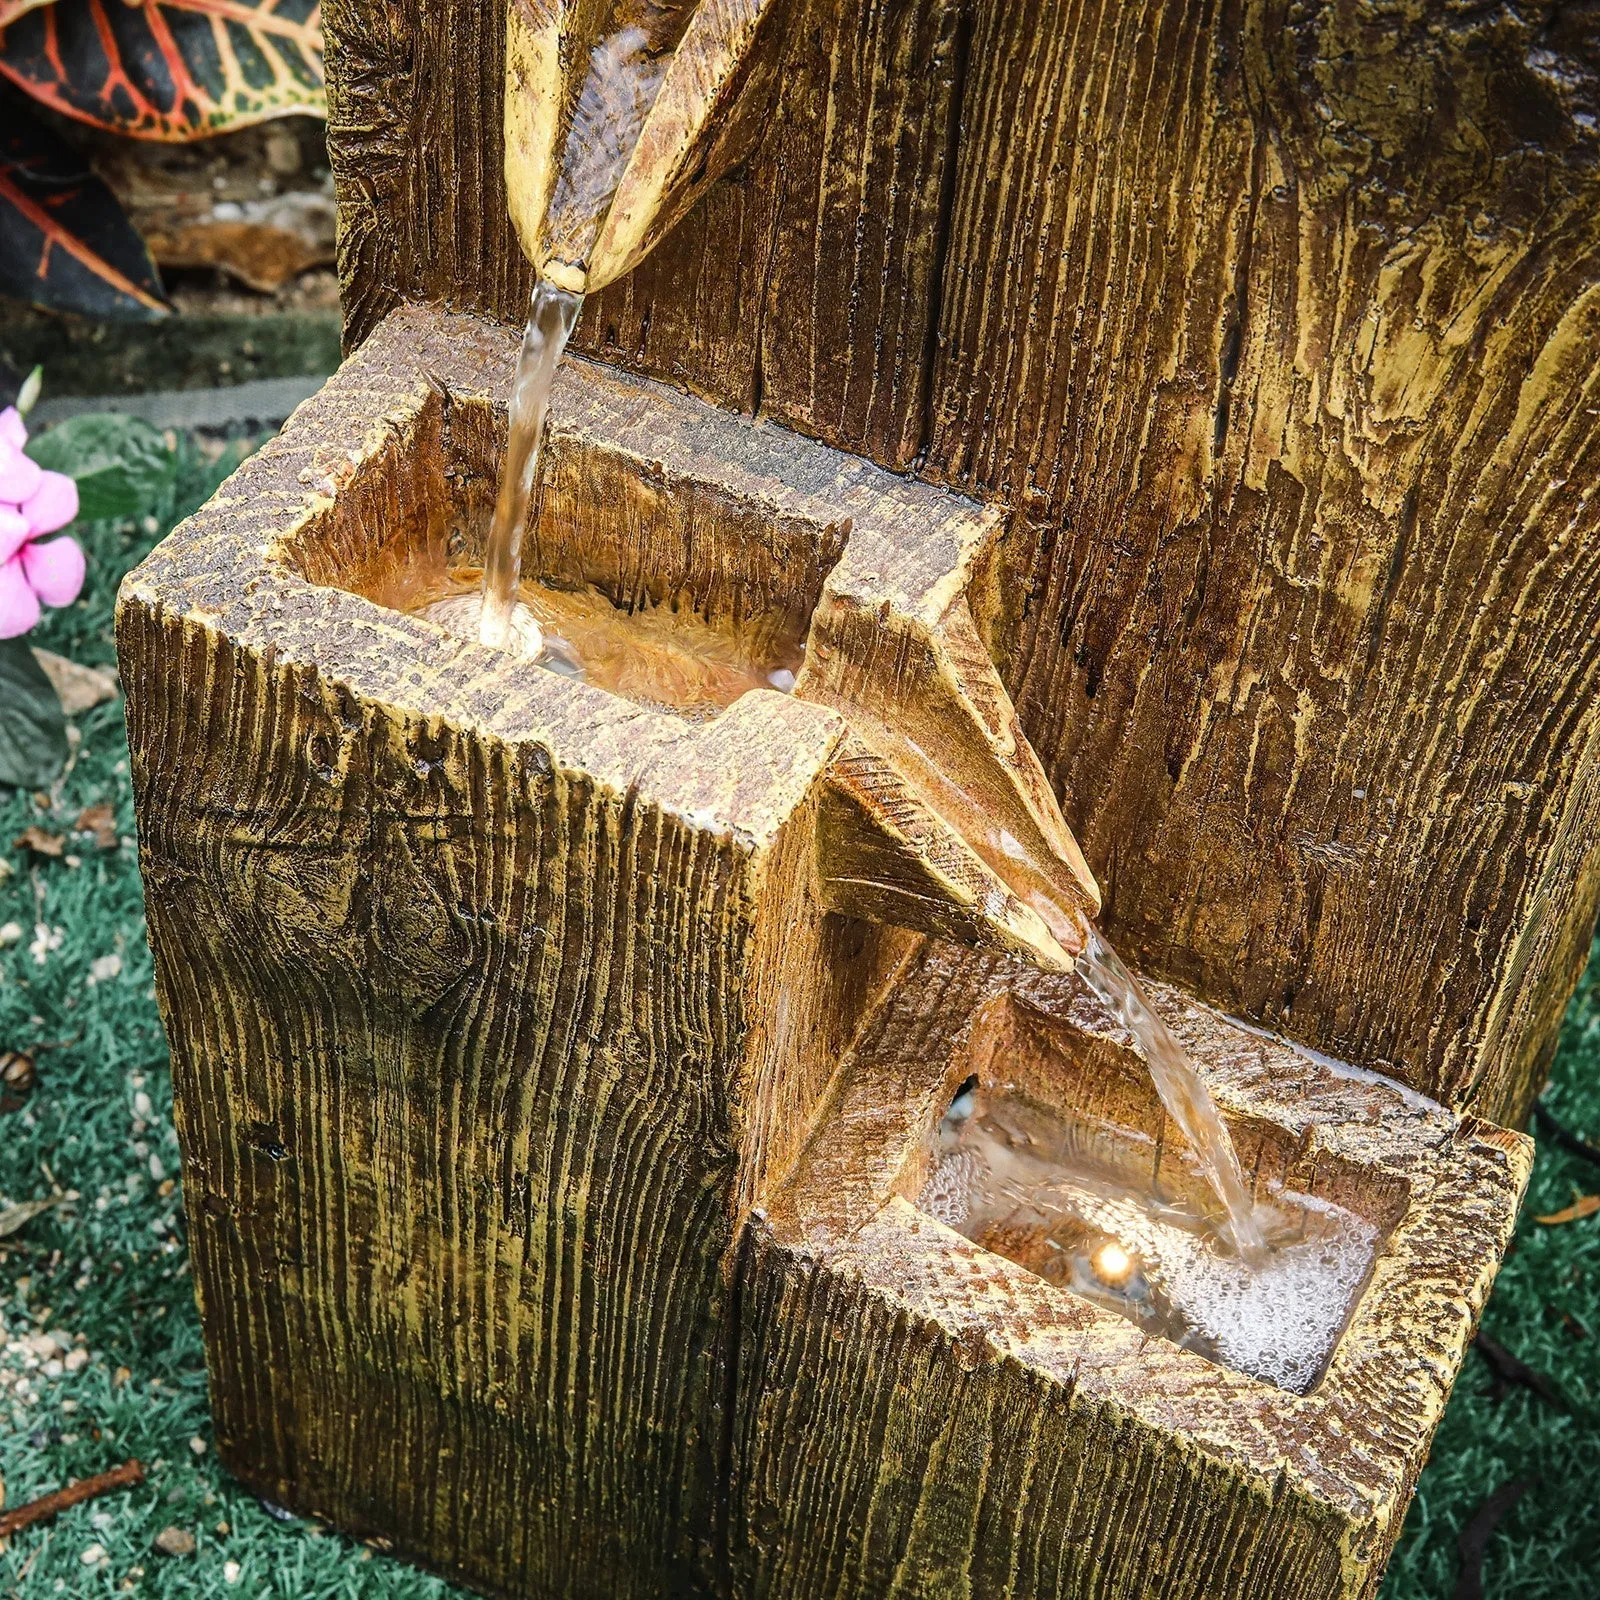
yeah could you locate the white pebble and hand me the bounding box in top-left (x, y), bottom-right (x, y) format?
top-left (0, 921), bottom-right (21, 945)
top-left (79, 1543), bottom-right (107, 1566)
top-left (189, 1435), bottom-right (207, 1455)
top-left (133, 1091), bottom-right (153, 1120)
top-left (223, 1560), bottom-right (242, 1585)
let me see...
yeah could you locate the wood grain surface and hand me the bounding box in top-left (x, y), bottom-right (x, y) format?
top-left (120, 305), bottom-right (1533, 1597)
top-left (326, 0), bottom-right (1600, 1122)
top-left (117, 312), bottom-right (868, 1597)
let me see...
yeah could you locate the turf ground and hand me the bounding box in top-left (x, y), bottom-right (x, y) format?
top-left (0, 442), bottom-right (1593, 1597)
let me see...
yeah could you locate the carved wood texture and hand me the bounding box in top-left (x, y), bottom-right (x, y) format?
top-left (731, 945), bottom-right (1531, 1600)
top-left (116, 315), bottom-right (877, 1599)
top-left (327, 0), bottom-right (1600, 1123)
top-left (121, 309), bottom-right (1534, 1599)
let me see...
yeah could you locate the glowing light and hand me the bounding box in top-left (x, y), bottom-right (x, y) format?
top-left (1092, 1241), bottom-right (1134, 1286)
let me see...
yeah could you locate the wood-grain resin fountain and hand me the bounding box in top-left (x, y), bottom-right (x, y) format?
top-left (114, 2), bottom-right (1600, 1596)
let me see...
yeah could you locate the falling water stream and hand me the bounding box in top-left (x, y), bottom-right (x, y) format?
top-left (1077, 930), bottom-right (1267, 1262)
top-left (456, 300), bottom-right (1271, 1275)
top-left (919, 1078), bottom-right (1376, 1392)
top-left (477, 280), bottom-right (584, 652)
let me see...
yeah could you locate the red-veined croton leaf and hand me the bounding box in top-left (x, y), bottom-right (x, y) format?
top-left (0, 0), bottom-right (51, 26)
top-left (0, 0), bottom-right (324, 141)
top-left (0, 88), bottom-right (169, 319)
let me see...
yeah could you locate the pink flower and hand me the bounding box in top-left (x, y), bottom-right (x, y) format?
top-left (0, 406), bottom-right (84, 639)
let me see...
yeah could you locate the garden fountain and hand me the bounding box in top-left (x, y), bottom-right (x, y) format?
top-left (115, 1), bottom-right (1600, 1596)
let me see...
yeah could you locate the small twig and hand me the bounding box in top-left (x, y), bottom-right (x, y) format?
top-left (1453, 1477), bottom-right (1535, 1600)
top-left (0, 1460), bottom-right (145, 1539)
top-left (1533, 1099), bottom-right (1600, 1172)
top-left (0, 1195), bottom-right (67, 1241)
top-left (1473, 1332), bottom-right (1566, 1410)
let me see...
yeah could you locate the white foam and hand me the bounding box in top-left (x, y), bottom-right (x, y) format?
top-left (918, 1091), bottom-right (1379, 1393)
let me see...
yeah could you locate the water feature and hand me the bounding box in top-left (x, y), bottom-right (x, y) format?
top-left (842, 716), bottom-right (1269, 1260)
top-left (920, 1079), bottom-right (1376, 1392)
top-left (420, 574), bottom-right (804, 718)
top-left (477, 0), bottom-right (1271, 1294)
top-left (481, 8), bottom-right (706, 652)
top-left (1076, 930), bottom-right (1267, 1262)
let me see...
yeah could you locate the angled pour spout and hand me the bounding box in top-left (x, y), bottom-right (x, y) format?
top-left (796, 508), bottom-right (1101, 976)
top-left (504, 0), bottom-right (795, 294)
top-left (500, 0), bottom-right (1100, 973)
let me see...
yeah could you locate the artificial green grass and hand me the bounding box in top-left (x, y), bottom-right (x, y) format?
top-left (0, 439), bottom-right (1595, 1597)
top-left (1380, 974), bottom-right (1600, 1599)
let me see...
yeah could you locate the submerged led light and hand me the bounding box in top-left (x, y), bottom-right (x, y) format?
top-left (1092, 1241), bottom-right (1134, 1286)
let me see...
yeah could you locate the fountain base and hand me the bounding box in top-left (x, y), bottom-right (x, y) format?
top-left (116, 304), bottom-right (1529, 1600)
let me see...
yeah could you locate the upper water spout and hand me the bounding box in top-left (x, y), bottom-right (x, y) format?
top-left (504, 0), bottom-right (795, 293)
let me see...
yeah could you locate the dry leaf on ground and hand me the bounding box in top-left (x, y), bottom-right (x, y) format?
top-left (75, 804), bottom-right (118, 850)
top-left (0, 1195), bottom-right (64, 1239)
top-left (13, 827), bottom-right (63, 858)
top-left (144, 221), bottom-right (329, 293)
top-left (1534, 1194), bottom-right (1600, 1225)
top-left (0, 1051), bottom-right (36, 1116)
top-left (32, 651), bottom-right (119, 716)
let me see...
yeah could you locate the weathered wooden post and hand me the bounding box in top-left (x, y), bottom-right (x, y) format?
top-left (118, 1), bottom-right (1596, 1595)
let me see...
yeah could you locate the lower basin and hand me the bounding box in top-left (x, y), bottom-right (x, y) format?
top-left (737, 940), bottom-right (1530, 1598)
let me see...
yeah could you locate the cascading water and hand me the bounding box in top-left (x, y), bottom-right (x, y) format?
top-left (470, 0), bottom-right (1274, 1291)
top-left (1076, 928), bottom-right (1267, 1262)
top-left (477, 280), bottom-right (583, 651)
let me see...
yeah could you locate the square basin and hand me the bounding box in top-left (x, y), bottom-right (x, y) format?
top-left (738, 940), bottom-right (1531, 1598)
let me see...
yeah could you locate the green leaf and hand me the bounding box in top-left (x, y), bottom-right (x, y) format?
top-left (0, 637), bottom-right (66, 787)
top-left (27, 412), bottom-right (177, 521)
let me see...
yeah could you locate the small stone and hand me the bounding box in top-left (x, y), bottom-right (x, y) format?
top-left (89, 954), bottom-right (122, 984)
top-left (0, 922), bottom-right (21, 946)
top-left (153, 1526), bottom-right (195, 1557)
top-left (188, 1435), bottom-right (207, 1456)
top-left (264, 130), bottom-right (302, 177)
top-left (113, 1366), bottom-right (131, 1388)
top-left (79, 1542), bottom-right (107, 1565)
top-left (63, 1348), bottom-right (87, 1372)
top-left (223, 1559), bottom-right (242, 1584)
top-left (0, 1052), bottom-right (35, 1090)
top-left (133, 1091), bottom-right (153, 1121)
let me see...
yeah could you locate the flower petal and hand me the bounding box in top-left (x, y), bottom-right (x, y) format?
top-left (0, 510), bottom-right (29, 565)
top-left (21, 535), bottom-right (86, 609)
top-left (0, 557), bottom-right (41, 638)
top-left (0, 407), bottom-right (24, 451)
top-left (20, 470), bottom-right (77, 538)
top-left (0, 441), bottom-right (41, 507)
